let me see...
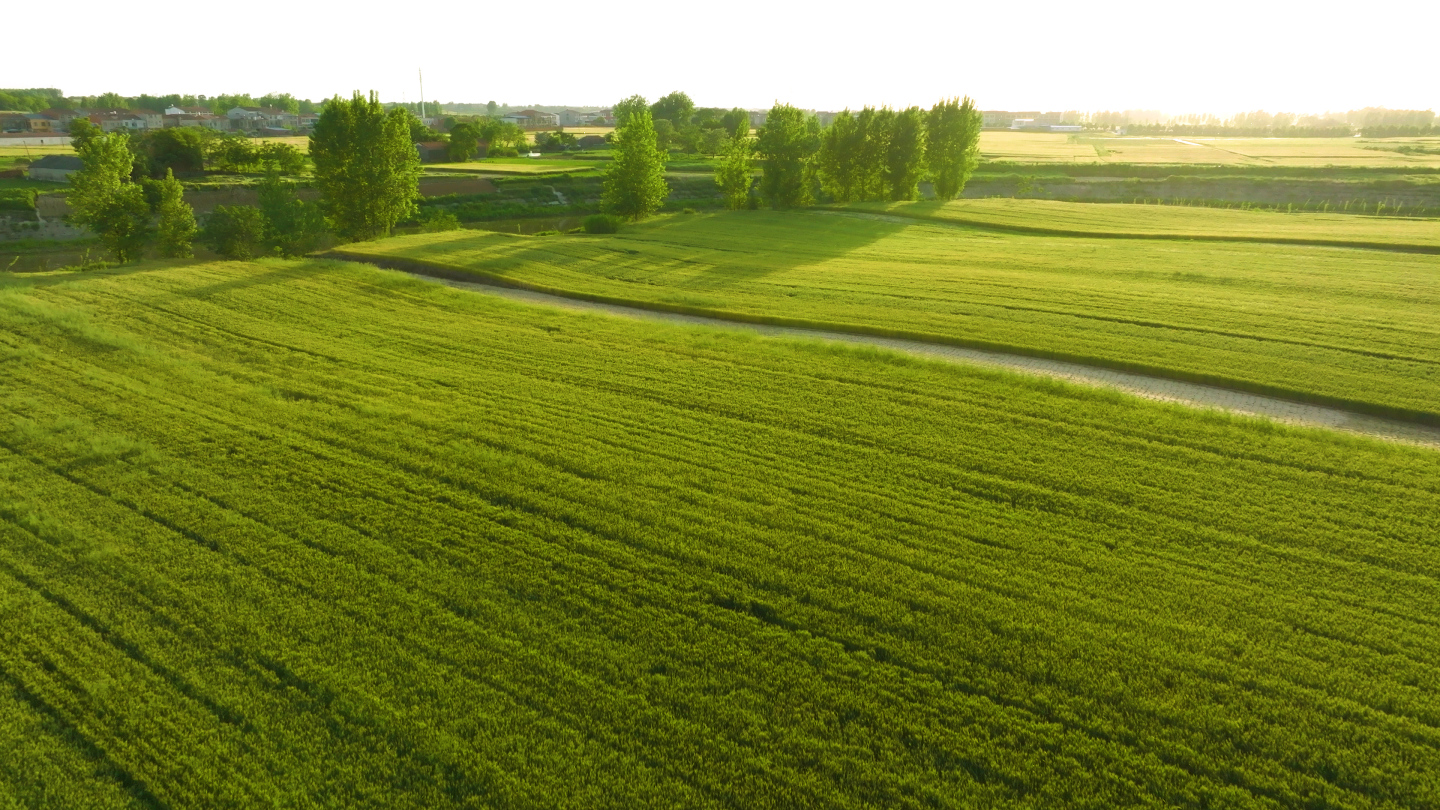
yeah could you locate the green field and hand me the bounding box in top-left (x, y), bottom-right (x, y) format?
top-left (979, 131), bottom-right (1440, 167)
top-left (338, 209), bottom-right (1440, 419)
top-left (429, 158), bottom-right (599, 175)
top-left (3, 259), bottom-right (1438, 807)
top-left (846, 198), bottom-right (1440, 248)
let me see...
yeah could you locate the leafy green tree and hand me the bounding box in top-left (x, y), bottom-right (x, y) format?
top-left (69, 117), bottom-right (101, 151)
top-left (602, 103), bottom-right (668, 221)
top-left (884, 106), bottom-right (926, 201)
top-left (201, 205), bottom-right (266, 259)
top-left (652, 118), bottom-right (676, 152)
top-left (816, 110), bottom-right (862, 203)
top-left (715, 122), bottom-right (754, 210)
top-left (310, 91), bottom-right (422, 241)
top-left (96, 91), bottom-right (126, 109)
top-left (486, 101), bottom-right (498, 116)
top-left (258, 169), bottom-right (327, 256)
top-left (927, 96), bottom-right (983, 200)
top-left (721, 108), bottom-right (750, 136)
top-left (153, 169), bottom-right (197, 258)
top-left (136, 127), bottom-right (211, 177)
top-left (258, 142), bottom-right (306, 174)
top-left (68, 131), bottom-right (151, 262)
top-left (853, 107), bottom-right (889, 200)
top-left (650, 92), bottom-right (695, 127)
top-left (698, 127), bottom-right (728, 156)
top-left (613, 95), bottom-right (649, 128)
top-left (208, 134), bottom-right (260, 173)
top-left (448, 122), bottom-right (482, 161)
top-left (755, 103), bottom-right (817, 209)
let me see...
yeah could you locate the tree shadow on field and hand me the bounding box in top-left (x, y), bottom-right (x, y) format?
top-left (408, 209), bottom-right (912, 295)
top-left (0, 261), bottom-right (168, 294)
top-left (175, 259), bottom-right (334, 301)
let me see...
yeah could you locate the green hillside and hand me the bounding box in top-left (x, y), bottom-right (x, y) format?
top-left (2, 259), bottom-right (1438, 808)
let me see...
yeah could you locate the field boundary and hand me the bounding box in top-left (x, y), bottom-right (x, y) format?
top-left (322, 249), bottom-right (1440, 427)
top-left (824, 206), bottom-right (1440, 255)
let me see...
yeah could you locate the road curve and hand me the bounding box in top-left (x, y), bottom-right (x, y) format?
top-left (388, 266), bottom-right (1440, 449)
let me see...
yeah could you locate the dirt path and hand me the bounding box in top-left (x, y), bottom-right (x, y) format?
top-left (388, 268), bottom-right (1440, 449)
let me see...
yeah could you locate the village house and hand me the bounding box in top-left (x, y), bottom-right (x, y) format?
top-left (502, 109), bottom-right (560, 129)
top-left (164, 113), bottom-right (228, 131)
top-left (91, 111), bottom-right (148, 131)
top-left (26, 154), bottom-right (84, 182)
top-left (414, 141), bottom-right (449, 163)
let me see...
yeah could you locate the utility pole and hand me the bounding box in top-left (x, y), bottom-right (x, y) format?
top-left (418, 68), bottom-right (425, 121)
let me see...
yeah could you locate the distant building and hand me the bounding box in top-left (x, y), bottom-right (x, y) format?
top-left (227, 107), bottom-right (297, 131)
top-left (40, 109), bottom-right (84, 131)
top-left (984, 110), bottom-right (1040, 128)
top-left (560, 109), bottom-right (584, 126)
top-left (91, 111), bottom-right (148, 131)
top-left (24, 114), bottom-right (56, 132)
top-left (502, 109), bottom-right (560, 129)
top-left (415, 141), bottom-right (449, 163)
top-left (27, 154), bottom-right (84, 182)
top-left (748, 110), bottom-right (767, 127)
top-left (577, 134), bottom-right (607, 148)
top-left (1048, 125), bottom-right (1082, 133)
top-left (164, 113), bottom-right (228, 130)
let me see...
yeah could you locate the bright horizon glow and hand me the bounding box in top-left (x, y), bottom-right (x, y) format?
top-left (8, 0), bottom-right (1438, 116)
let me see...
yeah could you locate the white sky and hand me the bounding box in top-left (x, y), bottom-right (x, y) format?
top-left (8, 0), bottom-right (1437, 115)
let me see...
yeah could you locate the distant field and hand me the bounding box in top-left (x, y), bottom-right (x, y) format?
top-left (980, 130), bottom-right (1440, 167)
top-left (0, 143), bottom-right (74, 171)
top-left (344, 209), bottom-right (1440, 418)
top-left (3, 259), bottom-right (1438, 807)
top-left (849, 198), bottom-right (1440, 248)
top-left (429, 158), bottom-right (597, 175)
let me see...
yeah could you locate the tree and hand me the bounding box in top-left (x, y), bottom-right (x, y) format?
top-left (715, 122), bottom-right (754, 210)
top-left (613, 95), bottom-right (649, 128)
top-left (884, 106), bottom-right (926, 201)
top-left (927, 96), bottom-right (983, 200)
top-left (258, 168), bottom-right (327, 256)
top-left (136, 127), bottom-right (211, 177)
top-left (653, 119), bottom-right (676, 152)
top-left (208, 134), bottom-right (260, 173)
top-left (486, 101), bottom-right (498, 116)
top-left (720, 108), bottom-right (750, 136)
top-left (816, 110), bottom-right (862, 203)
top-left (310, 91), bottom-right (422, 241)
top-left (853, 107), bottom-right (889, 201)
top-left (69, 117), bottom-right (101, 151)
top-left (755, 103), bottom-right (817, 209)
top-left (651, 92), bottom-right (695, 127)
top-left (153, 169), bottom-right (197, 258)
top-left (201, 205), bottom-right (266, 259)
top-left (448, 122), bottom-right (481, 161)
top-left (68, 131), bottom-right (151, 262)
top-left (96, 91), bottom-right (126, 109)
top-left (258, 142), bottom-right (306, 174)
top-left (602, 103), bottom-right (668, 221)
top-left (535, 130), bottom-right (576, 153)
top-left (698, 127), bottom-right (728, 156)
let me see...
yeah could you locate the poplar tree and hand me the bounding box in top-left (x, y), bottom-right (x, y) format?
top-left (884, 107), bottom-right (927, 201)
top-left (602, 102), bottom-right (668, 220)
top-left (755, 103), bottom-right (818, 209)
top-left (715, 120), bottom-right (754, 210)
top-left (310, 91), bottom-right (421, 241)
top-left (816, 110), bottom-right (861, 203)
top-left (927, 96), bottom-right (983, 200)
top-left (853, 107), bottom-right (889, 201)
top-left (258, 168), bottom-right (328, 256)
top-left (153, 169), bottom-right (197, 258)
top-left (68, 131), bottom-right (151, 262)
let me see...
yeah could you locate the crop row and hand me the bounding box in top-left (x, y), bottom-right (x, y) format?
top-left (0, 260), bottom-right (1438, 807)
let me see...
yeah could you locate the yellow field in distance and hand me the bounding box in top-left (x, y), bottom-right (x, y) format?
top-left (980, 130), bottom-right (1440, 167)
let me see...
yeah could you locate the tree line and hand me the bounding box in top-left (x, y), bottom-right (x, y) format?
top-left (1, 87), bottom-right (318, 114)
top-left (601, 94), bottom-right (983, 220)
top-left (65, 92), bottom-right (423, 264)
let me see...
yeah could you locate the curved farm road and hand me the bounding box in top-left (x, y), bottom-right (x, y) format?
top-left (384, 266), bottom-right (1440, 449)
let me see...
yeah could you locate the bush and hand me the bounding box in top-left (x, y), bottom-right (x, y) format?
top-left (488, 146), bottom-right (520, 158)
top-left (582, 214), bottom-right (620, 234)
top-left (418, 208), bottom-right (461, 232)
top-left (201, 205), bottom-right (266, 259)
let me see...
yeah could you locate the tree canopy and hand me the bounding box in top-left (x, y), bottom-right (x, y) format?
top-left (310, 91), bottom-right (422, 241)
top-left (926, 96), bottom-right (983, 200)
top-left (755, 104), bottom-right (818, 209)
top-left (602, 102), bottom-right (669, 221)
top-left (650, 92), bottom-right (695, 127)
top-left (67, 131), bottom-right (150, 262)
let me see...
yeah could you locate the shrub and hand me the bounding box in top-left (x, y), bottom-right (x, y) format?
top-left (201, 205), bottom-right (266, 259)
top-left (418, 208), bottom-right (461, 232)
top-left (582, 214), bottom-right (620, 234)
